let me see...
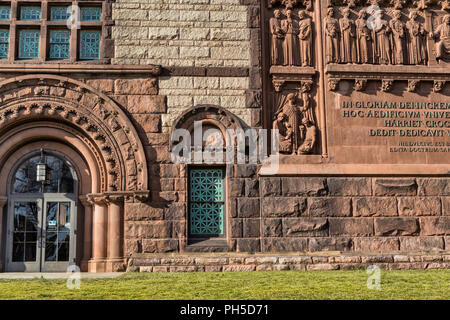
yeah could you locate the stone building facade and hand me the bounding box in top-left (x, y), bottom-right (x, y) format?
top-left (0, 0), bottom-right (448, 272)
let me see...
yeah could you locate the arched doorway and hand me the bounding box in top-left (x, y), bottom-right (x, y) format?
top-left (5, 151), bottom-right (78, 272)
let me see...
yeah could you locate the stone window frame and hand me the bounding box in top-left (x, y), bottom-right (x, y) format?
top-left (0, 0), bottom-right (113, 64)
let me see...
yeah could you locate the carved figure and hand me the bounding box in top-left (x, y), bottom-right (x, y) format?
top-left (282, 9), bottom-right (300, 66)
top-left (355, 10), bottom-right (371, 64)
top-left (273, 113), bottom-right (293, 154)
top-left (324, 8), bottom-right (340, 63)
top-left (406, 11), bottom-right (427, 65)
top-left (340, 8), bottom-right (356, 63)
top-left (281, 93), bottom-right (301, 152)
top-left (298, 118), bottom-right (316, 154)
top-left (270, 10), bottom-right (285, 65)
top-left (298, 10), bottom-right (312, 66)
top-left (431, 14), bottom-right (450, 62)
top-left (372, 9), bottom-right (391, 64)
top-left (389, 10), bottom-right (405, 65)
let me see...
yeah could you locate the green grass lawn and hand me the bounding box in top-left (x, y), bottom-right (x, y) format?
top-left (0, 270), bottom-right (448, 300)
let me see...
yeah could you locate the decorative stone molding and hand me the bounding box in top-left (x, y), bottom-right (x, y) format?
top-left (268, 0), bottom-right (313, 11)
top-left (270, 66), bottom-right (315, 92)
top-left (0, 74), bottom-right (148, 195)
top-left (381, 79), bottom-right (394, 92)
top-left (354, 79), bottom-right (367, 91)
top-left (328, 78), bottom-right (340, 91)
top-left (433, 80), bottom-right (446, 92)
top-left (407, 79), bottom-right (420, 92)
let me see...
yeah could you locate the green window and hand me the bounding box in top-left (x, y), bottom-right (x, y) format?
top-left (79, 30), bottom-right (100, 60)
top-left (20, 7), bottom-right (41, 21)
top-left (0, 6), bottom-right (11, 20)
top-left (49, 30), bottom-right (70, 59)
top-left (0, 29), bottom-right (9, 58)
top-left (81, 7), bottom-right (101, 21)
top-left (19, 30), bottom-right (40, 59)
top-left (189, 168), bottom-right (225, 237)
top-left (50, 7), bottom-right (70, 21)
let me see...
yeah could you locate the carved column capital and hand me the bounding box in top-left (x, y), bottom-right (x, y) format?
top-left (105, 193), bottom-right (125, 205)
top-left (87, 194), bottom-right (108, 206)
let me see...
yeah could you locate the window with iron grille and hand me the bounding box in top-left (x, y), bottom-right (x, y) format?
top-left (0, 6), bottom-right (10, 20)
top-left (50, 7), bottom-right (70, 21)
top-left (49, 30), bottom-right (70, 59)
top-left (189, 168), bottom-right (225, 237)
top-left (19, 30), bottom-right (40, 59)
top-left (20, 6), bottom-right (41, 21)
top-left (81, 7), bottom-right (101, 21)
top-left (80, 30), bottom-right (101, 60)
top-left (0, 29), bottom-right (9, 58)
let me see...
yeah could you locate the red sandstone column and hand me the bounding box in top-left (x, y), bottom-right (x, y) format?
top-left (90, 195), bottom-right (108, 271)
top-left (79, 196), bottom-right (93, 272)
top-left (0, 196), bottom-right (7, 272)
top-left (106, 195), bottom-right (123, 260)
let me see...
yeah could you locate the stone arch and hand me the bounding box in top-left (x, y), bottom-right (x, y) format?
top-left (0, 74), bottom-right (148, 194)
top-left (169, 104), bottom-right (245, 151)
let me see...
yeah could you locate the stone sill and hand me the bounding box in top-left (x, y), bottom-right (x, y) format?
top-left (325, 64), bottom-right (450, 80)
top-left (128, 252), bottom-right (450, 272)
top-left (259, 163), bottom-right (450, 176)
top-left (0, 63), bottom-right (161, 75)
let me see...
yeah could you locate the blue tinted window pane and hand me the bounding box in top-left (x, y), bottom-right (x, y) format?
top-left (80, 30), bottom-right (100, 60)
top-left (81, 7), bottom-right (101, 21)
top-left (51, 7), bottom-right (70, 21)
top-left (21, 7), bottom-right (41, 21)
top-left (0, 29), bottom-right (9, 58)
top-left (49, 30), bottom-right (70, 59)
top-left (19, 30), bottom-right (40, 59)
top-left (0, 6), bottom-right (11, 20)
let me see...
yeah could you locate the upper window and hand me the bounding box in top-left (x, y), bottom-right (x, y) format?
top-left (0, 2), bottom-right (105, 62)
top-left (20, 6), bottom-right (41, 21)
top-left (0, 6), bottom-right (11, 20)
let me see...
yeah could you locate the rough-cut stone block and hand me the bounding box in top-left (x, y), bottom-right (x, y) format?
top-left (374, 218), bottom-right (419, 236)
top-left (125, 239), bottom-right (141, 256)
top-left (443, 197), bottom-right (449, 215)
top-left (309, 198), bottom-right (351, 217)
top-left (393, 255), bottom-right (410, 263)
top-left (245, 179), bottom-right (259, 197)
top-left (353, 237), bottom-right (399, 251)
top-left (420, 217), bottom-right (450, 235)
top-left (327, 178), bottom-right (371, 196)
top-left (262, 219), bottom-right (282, 237)
top-left (194, 257), bottom-right (228, 266)
top-left (164, 203), bottom-right (185, 220)
top-left (152, 266), bottom-right (169, 272)
top-left (243, 219), bottom-right (260, 237)
top-left (307, 264), bottom-right (339, 271)
top-left (373, 178), bottom-right (417, 196)
top-left (205, 266), bottom-right (223, 272)
top-left (329, 218), bottom-right (374, 236)
top-left (223, 265), bottom-right (256, 272)
top-left (256, 264), bottom-right (273, 271)
top-left (282, 218), bottom-right (328, 237)
top-left (169, 266), bottom-right (204, 272)
top-left (417, 178), bottom-right (450, 196)
top-left (308, 237), bottom-right (353, 252)
top-left (262, 198), bottom-right (306, 217)
top-left (127, 95), bottom-right (166, 113)
top-left (160, 258), bottom-right (195, 266)
top-left (142, 239), bottom-right (179, 253)
top-left (237, 239), bottom-right (260, 252)
top-left (361, 255), bottom-right (394, 263)
top-left (400, 237), bottom-right (445, 251)
top-left (261, 178), bottom-right (281, 196)
top-left (398, 197), bottom-right (441, 216)
top-left (312, 256), bottom-right (329, 263)
top-left (262, 238), bottom-right (308, 252)
top-left (114, 78), bottom-right (158, 95)
top-left (235, 164), bottom-right (257, 178)
top-left (278, 256), bottom-right (312, 264)
top-left (237, 198), bottom-right (260, 218)
top-left (353, 197), bottom-right (397, 216)
top-left (230, 219), bottom-right (243, 238)
top-left (125, 203), bottom-right (164, 221)
top-left (282, 177), bottom-right (327, 196)
top-left (255, 257), bottom-right (278, 264)
top-left (229, 178), bottom-right (245, 197)
top-left (229, 198), bottom-right (237, 218)
top-left (330, 255), bottom-right (361, 263)
top-left (273, 264), bottom-right (290, 271)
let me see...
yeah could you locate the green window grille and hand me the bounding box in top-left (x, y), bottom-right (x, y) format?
top-left (0, 6), bottom-right (11, 20)
top-left (81, 7), bottom-right (101, 21)
top-left (20, 7), bottom-right (41, 21)
top-left (49, 30), bottom-right (70, 59)
top-left (19, 30), bottom-right (40, 59)
top-left (189, 168), bottom-right (225, 236)
top-left (51, 7), bottom-right (70, 21)
top-left (79, 30), bottom-right (100, 60)
top-left (0, 29), bottom-right (9, 58)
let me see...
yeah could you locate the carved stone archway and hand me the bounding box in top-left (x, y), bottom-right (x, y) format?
top-left (0, 74), bottom-right (149, 272)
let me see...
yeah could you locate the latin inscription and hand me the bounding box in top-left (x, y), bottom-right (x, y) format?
top-left (341, 101), bottom-right (450, 153)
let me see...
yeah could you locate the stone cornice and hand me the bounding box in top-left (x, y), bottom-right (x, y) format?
top-left (0, 64), bottom-right (161, 76)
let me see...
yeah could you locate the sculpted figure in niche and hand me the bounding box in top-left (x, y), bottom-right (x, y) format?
top-left (324, 8), bottom-right (340, 63)
top-left (431, 14), bottom-right (450, 62)
top-left (270, 10), bottom-right (285, 65)
top-left (273, 113), bottom-right (293, 154)
top-left (406, 10), bottom-right (427, 65)
top-left (298, 118), bottom-right (316, 155)
top-left (389, 10), bottom-right (405, 65)
top-left (340, 8), bottom-right (356, 63)
top-left (281, 93), bottom-right (301, 152)
top-left (355, 10), bottom-right (371, 64)
top-left (298, 10), bottom-right (313, 67)
top-left (372, 9), bottom-right (391, 64)
top-left (282, 9), bottom-right (300, 66)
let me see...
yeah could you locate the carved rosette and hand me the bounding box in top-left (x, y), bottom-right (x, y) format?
top-left (0, 75), bottom-right (148, 195)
